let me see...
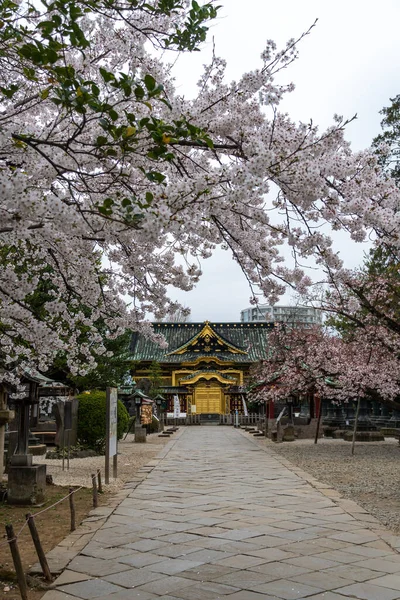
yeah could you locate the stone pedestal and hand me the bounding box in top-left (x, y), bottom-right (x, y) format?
top-left (343, 430), bottom-right (385, 442)
top-left (7, 463), bottom-right (47, 505)
top-left (134, 425), bottom-right (147, 443)
top-left (283, 424), bottom-right (295, 442)
top-left (28, 444), bottom-right (47, 456)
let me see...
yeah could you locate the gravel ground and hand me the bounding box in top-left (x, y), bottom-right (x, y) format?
top-left (34, 433), bottom-right (170, 493)
top-left (266, 436), bottom-right (400, 533)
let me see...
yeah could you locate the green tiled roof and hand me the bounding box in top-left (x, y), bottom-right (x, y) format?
top-left (131, 322), bottom-right (274, 363)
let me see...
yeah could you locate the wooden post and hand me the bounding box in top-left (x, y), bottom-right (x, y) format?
top-left (62, 428), bottom-right (65, 472)
top-left (26, 513), bottom-right (52, 582)
top-left (67, 429), bottom-right (70, 471)
top-left (314, 407), bottom-right (323, 444)
top-left (69, 488), bottom-right (76, 532)
top-left (351, 397), bottom-right (361, 456)
top-left (97, 469), bottom-right (102, 493)
top-left (5, 524), bottom-right (28, 600)
top-left (113, 453), bottom-right (118, 480)
top-left (91, 473), bottom-right (98, 508)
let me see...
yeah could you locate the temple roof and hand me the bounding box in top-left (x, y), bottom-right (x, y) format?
top-left (131, 321), bottom-right (274, 363)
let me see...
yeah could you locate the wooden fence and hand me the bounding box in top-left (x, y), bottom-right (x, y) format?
top-left (165, 413), bottom-right (262, 426)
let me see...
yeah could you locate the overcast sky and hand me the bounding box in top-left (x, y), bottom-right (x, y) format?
top-left (162, 0), bottom-right (400, 322)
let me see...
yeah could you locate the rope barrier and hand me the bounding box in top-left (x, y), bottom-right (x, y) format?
top-left (1, 471), bottom-right (100, 546)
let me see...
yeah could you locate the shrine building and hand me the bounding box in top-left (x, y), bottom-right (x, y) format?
top-left (130, 321), bottom-right (273, 416)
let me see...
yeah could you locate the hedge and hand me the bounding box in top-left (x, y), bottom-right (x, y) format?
top-left (76, 390), bottom-right (129, 452)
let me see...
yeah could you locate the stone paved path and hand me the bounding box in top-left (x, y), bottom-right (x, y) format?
top-left (44, 428), bottom-right (400, 600)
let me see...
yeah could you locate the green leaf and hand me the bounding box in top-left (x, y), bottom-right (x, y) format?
top-left (99, 68), bottom-right (115, 83)
top-left (103, 198), bottom-right (114, 208)
top-left (146, 171), bottom-right (166, 183)
top-left (41, 87), bottom-right (51, 100)
top-left (144, 74), bottom-right (156, 91)
top-left (134, 86), bottom-right (145, 100)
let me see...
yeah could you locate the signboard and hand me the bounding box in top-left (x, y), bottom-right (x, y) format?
top-left (107, 388), bottom-right (118, 456)
top-left (105, 387), bottom-right (118, 483)
top-left (141, 404), bottom-right (153, 425)
top-left (64, 402), bottom-right (72, 430)
top-left (173, 395), bottom-right (180, 418)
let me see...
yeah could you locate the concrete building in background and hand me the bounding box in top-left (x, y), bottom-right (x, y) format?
top-left (240, 304), bottom-right (322, 326)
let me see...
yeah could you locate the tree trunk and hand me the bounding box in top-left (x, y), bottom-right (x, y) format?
top-left (0, 385), bottom-right (6, 477)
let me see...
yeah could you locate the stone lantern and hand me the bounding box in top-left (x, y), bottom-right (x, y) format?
top-left (0, 382), bottom-right (15, 477)
top-left (7, 376), bottom-right (46, 504)
top-left (154, 394), bottom-right (166, 432)
top-left (132, 390), bottom-right (147, 443)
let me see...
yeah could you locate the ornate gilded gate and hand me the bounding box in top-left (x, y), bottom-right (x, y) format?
top-left (194, 383), bottom-right (223, 414)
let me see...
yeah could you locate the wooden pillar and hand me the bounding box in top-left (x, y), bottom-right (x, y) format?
top-left (267, 399), bottom-right (274, 419)
top-left (314, 394), bottom-right (321, 419)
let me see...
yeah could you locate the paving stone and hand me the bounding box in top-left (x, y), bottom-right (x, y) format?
top-left (116, 552), bottom-right (166, 567)
top-left (215, 554), bottom-right (269, 569)
top-left (226, 593), bottom-right (280, 600)
top-left (135, 575), bottom-right (195, 596)
top-left (288, 570), bottom-right (354, 590)
top-left (354, 558), bottom-right (400, 573)
top-left (250, 578), bottom-right (323, 599)
top-left (41, 591), bottom-right (78, 600)
top-left (323, 565), bottom-right (386, 583)
top-left (366, 574), bottom-right (400, 590)
top-left (246, 560), bottom-right (312, 578)
top-left (345, 545), bottom-right (395, 558)
top-left (329, 531), bottom-right (381, 544)
top-left (311, 550), bottom-right (368, 564)
top-left (53, 570), bottom-right (93, 586)
top-left (213, 568), bottom-right (277, 588)
top-left (172, 580), bottom-right (240, 599)
top-left (335, 582), bottom-right (400, 600)
top-left (145, 558), bottom-right (205, 575)
top-left (283, 555), bottom-right (341, 570)
top-left (241, 547), bottom-right (299, 562)
top-left (94, 591), bottom-right (158, 600)
top-left (59, 579), bottom-right (122, 599)
top-left (150, 544), bottom-right (201, 558)
top-left (179, 563), bottom-right (236, 581)
top-left (81, 545), bottom-right (134, 561)
top-left (104, 567), bottom-right (164, 588)
top-left (67, 556), bottom-right (131, 577)
top-left (122, 538), bottom-right (170, 552)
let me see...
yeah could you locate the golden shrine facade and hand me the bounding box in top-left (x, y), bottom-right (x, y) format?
top-left (131, 321), bottom-right (273, 415)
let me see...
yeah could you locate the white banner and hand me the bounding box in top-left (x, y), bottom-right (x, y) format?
top-left (241, 394), bottom-right (249, 417)
top-left (173, 395), bottom-right (180, 418)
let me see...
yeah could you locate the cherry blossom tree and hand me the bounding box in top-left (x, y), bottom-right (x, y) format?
top-left (2, 1), bottom-right (400, 385)
top-left (252, 323), bottom-right (400, 412)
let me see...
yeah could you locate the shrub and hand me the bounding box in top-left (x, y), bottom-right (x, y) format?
top-left (77, 390), bottom-right (129, 452)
